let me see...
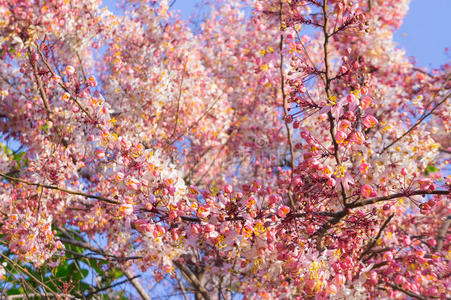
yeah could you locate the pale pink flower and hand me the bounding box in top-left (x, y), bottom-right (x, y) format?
top-left (360, 96), bottom-right (372, 109)
top-left (197, 205), bottom-right (210, 219)
top-left (361, 184), bottom-right (376, 198)
top-left (363, 115), bottom-right (378, 128)
top-left (277, 205), bottom-right (290, 218)
top-left (335, 130), bottom-right (346, 144)
top-left (359, 162), bottom-right (370, 174)
top-left (351, 131), bottom-right (365, 145)
top-left (65, 65), bottom-right (75, 75)
top-left (119, 203), bottom-right (134, 215)
top-left (87, 75), bottom-right (97, 87)
top-left (94, 148), bottom-right (106, 159)
top-left (224, 184), bottom-right (233, 194)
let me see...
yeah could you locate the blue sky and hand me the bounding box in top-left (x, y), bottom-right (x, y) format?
top-left (393, 0), bottom-right (451, 68)
top-left (169, 0), bottom-right (451, 68)
top-left (102, 0), bottom-right (450, 67)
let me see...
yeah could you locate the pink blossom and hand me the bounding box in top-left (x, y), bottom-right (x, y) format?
top-left (335, 130), bottom-right (347, 144)
top-left (87, 75), bottom-right (97, 87)
top-left (359, 162), bottom-right (370, 174)
top-left (62, 92), bottom-right (70, 101)
top-left (65, 65), bottom-right (75, 75)
top-left (367, 271), bottom-right (378, 285)
top-left (360, 96), bottom-right (373, 109)
top-left (277, 205), bottom-right (290, 218)
top-left (306, 224), bottom-right (315, 235)
top-left (119, 203), bottom-right (134, 216)
top-left (394, 274), bottom-right (406, 286)
top-left (351, 131), bottom-right (365, 145)
top-left (363, 115), bottom-right (378, 128)
top-left (94, 148), bottom-right (106, 159)
top-left (335, 273), bottom-right (346, 285)
top-left (224, 184), bottom-right (233, 194)
top-left (115, 172), bottom-right (124, 181)
top-left (361, 184), bottom-right (376, 198)
top-left (339, 119), bottom-right (351, 131)
top-left (197, 205), bottom-right (210, 219)
top-left (400, 167), bottom-right (408, 176)
top-left (127, 177), bottom-right (139, 190)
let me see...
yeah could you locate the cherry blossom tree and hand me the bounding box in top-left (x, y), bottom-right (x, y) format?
top-left (0, 0), bottom-right (449, 299)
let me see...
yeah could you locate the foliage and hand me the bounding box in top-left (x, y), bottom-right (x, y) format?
top-left (0, 0), bottom-right (449, 299)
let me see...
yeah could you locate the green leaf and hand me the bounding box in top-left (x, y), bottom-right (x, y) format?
top-left (112, 268), bottom-right (123, 279)
top-left (425, 165), bottom-right (439, 175)
top-left (6, 287), bottom-right (24, 295)
top-left (426, 165), bottom-right (439, 173)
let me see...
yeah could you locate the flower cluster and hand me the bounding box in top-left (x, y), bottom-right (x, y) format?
top-left (0, 0), bottom-right (449, 298)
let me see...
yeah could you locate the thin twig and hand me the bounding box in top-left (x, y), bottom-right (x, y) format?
top-left (0, 172), bottom-right (121, 205)
top-left (348, 190), bottom-right (449, 208)
top-left (60, 237), bottom-right (150, 300)
top-left (35, 42), bottom-right (96, 122)
top-left (174, 260), bottom-right (210, 300)
top-left (359, 214), bottom-right (394, 259)
top-left (84, 275), bottom-right (141, 298)
top-left (174, 271), bottom-right (189, 300)
top-left (315, 189), bottom-right (449, 249)
top-left (168, 73), bottom-right (185, 143)
top-left (0, 252), bottom-right (54, 295)
top-left (279, 1), bottom-right (296, 209)
top-left (123, 269), bottom-right (152, 300)
top-left (386, 282), bottom-right (426, 300)
top-left (380, 91), bottom-right (451, 154)
top-left (27, 47), bottom-right (51, 116)
top-left (436, 215), bottom-right (451, 252)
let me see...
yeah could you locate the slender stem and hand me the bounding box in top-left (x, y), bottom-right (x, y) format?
top-left (0, 252), bottom-right (54, 294)
top-left (386, 283), bottom-right (426, 300)
top-left (35, 42), bottom-right (96, 122)
top-left (28, 47), bottom-right (51, 116)
top-left (321, 0), bottom-right (347, 206)
top-left (315, 189), bottom-right (449, 249)
top-left (76, 51), bottom-right (88, 82)
top-left (380, 91), bottom-right (451, 154)
top-left (175, 272), bottom-right (190, 300)
top-left (174, 260), bottom-right (210, 300)
top-left (84, 275), bottom-right (141, 298)
top-left (123, 269), bottom-right (152, 300)
top-left (6, 293), bottom-right (76, 299)
top-left (279, 1), bottom-right (296, 209)
top-left (0, 172), bottom-right (120, 205)
top-left (168, 96), bottom-right (219, 146)
top-left (359, 213), bottom-right (394, 259)
top-left (168, 73), bottom-right (185, 143)
top-left (348, 190), bottom-right (449, 208)
top-left (436, 215), bottom-right (451, 252)
top-left (60, 237), bottom-right (150, 300)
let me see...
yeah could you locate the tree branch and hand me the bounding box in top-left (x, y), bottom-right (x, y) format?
top-left (359, 213), bottom-right (394, 260)
top-left (35, 42), bottom-right (96, 122)
top-left (386, 282), bottom-right (426, 300)
top-left (0, 172), bottom-right (121, 205)
top-left (27, 47), bottom-right (51, 116)
top-left (122, 269), bottom-right (152, 300)
top-left (173, 260), bottom-right (210, 300)
top-left (436, 215), bottom-right (451, 252)
top-left (60, 237), bottom-right (150, 300)
top-left (174, 271), bottom-right (189, 300)
top-left (321, 0), bottom-right (347, 206)
top-left (348, 190), bottom-right (449, 208)
top-left (279, 0), bottom-right (296, 209)
top-left (315, 189), bottom-right (449, 249)
top-left (60, 238), bottom-right (142, 261)
top-left (380, 91), bottom-right (451, 154)
top-left (84, 275), bottom-right (142, 298)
